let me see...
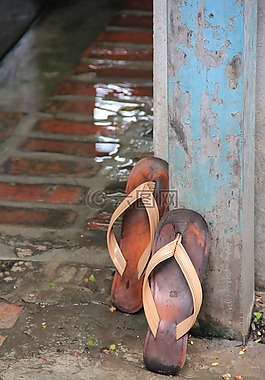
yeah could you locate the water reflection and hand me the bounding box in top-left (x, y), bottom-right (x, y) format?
top-left (92, 80), bottom-right (153, 180)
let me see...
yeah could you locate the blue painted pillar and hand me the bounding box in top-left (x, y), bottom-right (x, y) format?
top-left (167, 1), bottom-right (257, 338)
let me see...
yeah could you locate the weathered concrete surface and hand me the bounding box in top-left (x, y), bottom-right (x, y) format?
top-left (255, 0), bottom-right (265, 290)
top-left (153, 0), bottom-right (168, 161)
top-left (167, 1), bottom-right (257, 339)
top-left (0, 261), bottom-right (264, 380)
top-left (0, 0), bottom-right (118, 113)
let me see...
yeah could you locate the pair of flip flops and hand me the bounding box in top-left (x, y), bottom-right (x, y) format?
top-left (107, 157), bottom-right (210, 376)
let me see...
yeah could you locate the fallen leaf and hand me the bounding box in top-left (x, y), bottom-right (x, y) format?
top-left (41, 322), bottom-right (47, 329)
top-left (49, 281), bottom-right (56, 288)
top-left (253, 311), bottom-right (263, 323)
top-left (101, 347), bottom-right (110, 355)
top-left (70, 350), bottom-right (79, 356)
top-left (86, 338), bottom-right (96, 347)
top-left (211, 362), bottom-right (219, 366)
top-left (222, 374), bottom-right (231, 380)
top-left (83, 277), bottom-right (89, 284)
top-left (239, 346), bottom-right (246, 355)
top-left (109, 306), bottom-right (116, 313)
top-left (89, 274), bottom-right (95, 282)
top-left (234, 376), bottom-right (243, 380)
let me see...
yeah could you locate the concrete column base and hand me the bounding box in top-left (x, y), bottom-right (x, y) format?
top-left (154, 0), bottom-right (257, 339)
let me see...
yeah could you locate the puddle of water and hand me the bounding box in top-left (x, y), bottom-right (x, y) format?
top-left (90, 72), bottom-right (153, 181)
top-left (95, 83), bottom-right (134, 98)
top-left (95, 142), bottom-right (119, 155)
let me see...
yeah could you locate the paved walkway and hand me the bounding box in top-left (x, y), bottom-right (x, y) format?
top-left (0, 0), bottom-right (153, 260)
top-left (0, 1), bottom-right (264, 379)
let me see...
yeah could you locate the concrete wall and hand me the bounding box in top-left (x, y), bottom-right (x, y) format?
top-left (154, 0), bottom-right (265, 293)
top-left (0, 0), bottom-right (46, 59)
top-left (255, 0), bottom-right (265, 290)
top-left (153, 0), bottom-right (168, 161)
top-left (154, 0), bottom-right (258, 339)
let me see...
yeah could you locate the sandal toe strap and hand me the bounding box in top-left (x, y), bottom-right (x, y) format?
top-left (143, 234), bottom-right (202, 340)
top-left (107, 181), bottom-right (159, 278)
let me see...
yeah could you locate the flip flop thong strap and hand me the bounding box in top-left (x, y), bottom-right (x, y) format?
top-left (143, 234), bottom-right (203, 340)
top-left (107, 181), bottom-right (160, 279)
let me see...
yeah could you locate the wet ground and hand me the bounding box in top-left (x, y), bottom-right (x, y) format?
top-left (0, 260), bottom-right (265, 379)
top-left (0, 0), bottom-right (264, 378)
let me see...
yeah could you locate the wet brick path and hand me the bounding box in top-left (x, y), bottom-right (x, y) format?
top-left (0, 0), bottom-right (153, 356)
top-left (0, 0), bottom-right (153, 251)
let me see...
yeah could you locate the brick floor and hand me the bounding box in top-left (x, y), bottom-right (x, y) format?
top-left (82, 44), bottom-right (153, 61)
top-left (0, 157), bottom-right (99, 177)
top-left (96, 30), bottom-right (153, 45)
top-left (55, 81), bottom-right (152, 98)
top-left (71, 63), bottom-right (152, 78)
top-left (0, 0), bottom-right (154, 347)
top-left (0, 206), bottom-right (77, 228)
top-left (0, 183), bottom-right (85, 203)
top-left (0, 303), bottom-right (23, 329)
top-left (0, 0), bottom-right (153, 234)
top-left (34, 119), bottom-right (119, 136)
top-left (22, 138), bottom-right (119, 158)
top-left (123, 0), bottom-right (153, 11)
top-left (110, 14), bottom-right (153, 28)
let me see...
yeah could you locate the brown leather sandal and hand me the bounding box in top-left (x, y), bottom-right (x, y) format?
top-left (143, 208), bottom-right (210, 375)
top-left (107, 157), bottom-right (168, 313)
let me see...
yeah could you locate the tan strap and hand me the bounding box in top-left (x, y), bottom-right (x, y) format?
top-left (107, 181), bottom-right (159, 279)
top-left (143, 234), bottom-right (202, 340)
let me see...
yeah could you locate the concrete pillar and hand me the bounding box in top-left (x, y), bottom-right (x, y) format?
top-left (153, 0), bottom-right (168, 161)
top-left (255, 0), bottom-right (265, 290)
top-left (155, 0), bottom-right (257, 339)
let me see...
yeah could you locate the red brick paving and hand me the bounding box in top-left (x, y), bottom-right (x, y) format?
top-left (71, 63), bottom-right (152, 78)
top-left (0, 0), bottom-right (154, 343)
top-left (96, 30), bottom-right (152, 45)
top-left (55, 81), bottom-right (152, 98)
top-left (0, 0), bottom-right (154, 347)
top-left (123, 0), bottom-right (153, 11)
top-left (0, 206), bottom-right (77, 228)
top-left (86, 211), bottom-right (112, 231)
top-left (34, 119), bottom-right (118, 136)
top-left (0, 183), bottom-right (85, 204)
top-left (46, 99), bottom-right (95, 115)
top-left (1, 158), bottom-right (99, 177)
top-left (110, 14), bottom-right (152, 28)
top-left (0, 303), bottom-right (23, 329)
top-left (0, 0), bottom-right (153, 233)
top-left (82, 44), bottom-right (153, 61)
top-left (22, 138), bottom-right (119, 158)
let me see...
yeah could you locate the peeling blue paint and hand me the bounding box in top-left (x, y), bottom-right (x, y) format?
top-left (168, 0), bottom-right (249, 234)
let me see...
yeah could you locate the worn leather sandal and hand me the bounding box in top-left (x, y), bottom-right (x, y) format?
top-left (107, 157), bottom-right (168, 313)
top-left (143, 208), bottom-right (210, 375)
